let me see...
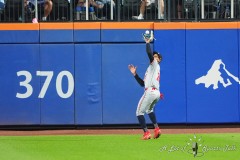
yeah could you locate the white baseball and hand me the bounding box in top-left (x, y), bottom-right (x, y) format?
top-left (145, 30), bottom-right (150, 34)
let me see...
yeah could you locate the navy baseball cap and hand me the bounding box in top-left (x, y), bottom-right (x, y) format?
top-left (153, 51), bottom-right (162, 60)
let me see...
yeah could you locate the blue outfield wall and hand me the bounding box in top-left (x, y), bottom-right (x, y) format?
top-left (75, 44), bottom-right (103, 125)
top-left (102, 44), bottom-right (149, 124)
top-left (0, 24), bottom-right (39, 43)
top-left (0, 22), bottom-right (239, 125)
top-left (0, 44), bottom-right (40, 125)
top-left (186, 29), bottom-right (239, 123)
top-left (154, 29), bottom-right (187, 123)
top-left (40, 44), bottom-right (75, 124)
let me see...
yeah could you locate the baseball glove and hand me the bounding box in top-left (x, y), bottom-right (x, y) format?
top-left (142, 30), bottom-right (155, 42)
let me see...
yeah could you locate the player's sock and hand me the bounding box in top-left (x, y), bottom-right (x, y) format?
top-left (137, 115), bottom-right (148, 132)
top-left (148, 112), bottom-right (158, 128)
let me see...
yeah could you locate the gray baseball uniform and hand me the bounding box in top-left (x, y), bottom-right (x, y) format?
top-left (134, 43), bottom-right (161, 116)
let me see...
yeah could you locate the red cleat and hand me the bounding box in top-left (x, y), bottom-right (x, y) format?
top-left (141, 131), bottom-right (151, 140)
top-left (154, 127), bottom-right (161, 139)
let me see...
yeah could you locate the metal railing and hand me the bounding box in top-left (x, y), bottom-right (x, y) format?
top-left (0, 0), bottom-right (240, 22)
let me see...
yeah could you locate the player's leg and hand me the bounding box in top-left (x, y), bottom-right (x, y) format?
top-left (136, 92), bottom-right (151, 140)
top-left (146, 92), bottom-right (161, 139)
top-left (146, 99), bottom-right (158, 127)
top-left (148, 111), bottom-right (161, 139)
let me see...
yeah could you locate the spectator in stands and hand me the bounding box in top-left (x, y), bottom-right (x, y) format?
top-left (75, 0), bottom-right (104, 20)
top-left (0, 0), bottom-right (4, 8)
top-left (94, 0), bottom-right (116, 20)
top-left (0, 0), bottom-right (4, 20)
top-left (27, 0), bottom-right (53, 21)
top-left (176, 0), bottom-right (182, 19)
top-left (76, 0), bottom-right (104, 10)
top-left (42, 0), bottom-right (52, 21)
top-left (132, 0), bottom-right (164, 20)
top-left (0, 0), bottom-right (4, 13)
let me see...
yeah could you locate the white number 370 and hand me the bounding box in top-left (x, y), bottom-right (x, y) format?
top-left (16, 71), bottom-right (74, 99)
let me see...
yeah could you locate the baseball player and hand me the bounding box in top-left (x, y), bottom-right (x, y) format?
top-left (128, 36), bottom-right (163, 140)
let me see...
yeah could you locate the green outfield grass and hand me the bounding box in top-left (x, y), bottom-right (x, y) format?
top-left (0, 133), bottom-right (239, 160)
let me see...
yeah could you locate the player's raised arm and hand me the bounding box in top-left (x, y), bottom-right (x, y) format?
top-left (146, 43), bottom-right (154, 63)
top-left (144, 36), bottom-right (154, 63)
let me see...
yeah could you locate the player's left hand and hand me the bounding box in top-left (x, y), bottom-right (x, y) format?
top-left (144, 37), bottom-right (152, 43)
top-left (143, 30), bottom-right (154, 43)
top-left (160, 93), bottom-right (164, 99)
top-left (128, 64), bottom-right (137, 76)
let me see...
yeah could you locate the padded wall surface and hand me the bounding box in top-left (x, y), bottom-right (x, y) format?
top-left (40, 30), bottom-right (73, 43)
top-left (0, 31), bottom-right (39, 43)
top-left (186, 28), bottom-right (239, 123)
top-left (74, 29), bottom-right (100, 42)
top-left (101, 22), bottom-right (154, 42)
top-left (40, 44), bottom-right (74, 124)
top-left (239, 30), bottom-right (240, 123)
top-left (101, 29), bottom-right (147, 42)
top-left (0, 22), bottom-right (240, 125)
top-left (154, 29), bottom-right (187, 123)
top-left (40, 23), bottom-right (73, 43)
top-left (0, 44), bottom-right (40, 124)
top-left (102, 44), bottom-right (150, 124)
top-left (75, 44), bottom-right (103, 124)
top-left (74, 23), bottom-right (101, 42)
top-left (0, 24), bottom-right (39, 43)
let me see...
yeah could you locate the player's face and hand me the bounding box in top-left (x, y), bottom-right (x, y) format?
top-left (153, 54), bottom-right (161, 63)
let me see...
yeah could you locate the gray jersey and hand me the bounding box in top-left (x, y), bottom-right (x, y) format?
top-left (144, 59), bottom-right (160, 90)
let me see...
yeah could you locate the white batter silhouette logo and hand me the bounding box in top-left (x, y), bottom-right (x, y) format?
top-left (195, 59), bottom-right (240, 89)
